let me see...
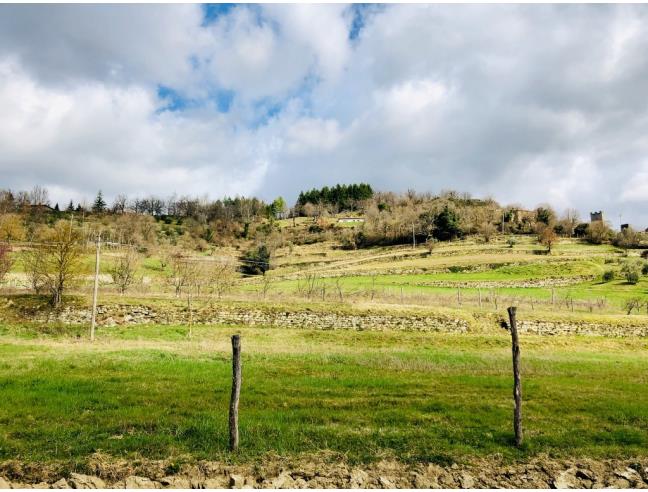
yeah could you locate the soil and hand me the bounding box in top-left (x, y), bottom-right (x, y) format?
top-left (1, 452), bottom-right (647, 489)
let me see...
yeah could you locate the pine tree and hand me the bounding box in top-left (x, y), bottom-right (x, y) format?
top-left (66, 200), bottom-right (74, 212)
top-left (92, 190), bottom-right (106, 213)
top-left (54, 203), bottom-right (60, 212)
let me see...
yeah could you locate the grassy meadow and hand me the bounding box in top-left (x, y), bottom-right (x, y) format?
top-left (1, 231), bottom-right (648, 469)
top-left (0, 323), bottom-right (647, 468)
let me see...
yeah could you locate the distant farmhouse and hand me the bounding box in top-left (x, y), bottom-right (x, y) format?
top-left (337, 217), bottom-right (365, 224)
top-left (590, 211), bottom-right (604, 223)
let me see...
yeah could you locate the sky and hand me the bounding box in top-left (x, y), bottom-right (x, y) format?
top-left (1, 4), bottom-right (648, 227)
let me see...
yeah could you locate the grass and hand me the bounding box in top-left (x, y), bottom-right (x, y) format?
top-left (0, 323), bottom-right (647, 467)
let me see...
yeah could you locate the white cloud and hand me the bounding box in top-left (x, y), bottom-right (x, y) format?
top-left (2, 4), bottom-right (648, 226)
top-left (0, 58), bottom-right (269, 205)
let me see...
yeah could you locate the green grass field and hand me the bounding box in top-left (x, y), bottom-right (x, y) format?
top-left (1, 323), bottom-right (647, 468)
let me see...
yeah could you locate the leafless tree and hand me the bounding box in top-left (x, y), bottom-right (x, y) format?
top-left (109, 249), bottom-right (141, 294)
top-left (168, 254), bottom-right (199, 297)
top-left (29, 185), bottom-right (50, 206)
top-left (22, 220), bottom-right (83, 306)
top-left (625, 297), bottom-right (644, 315)
top-left (111, 194), bottom-right (128, 214)
top-left (207, 259), bottom-right (237, 299)
top-left (0, 243), bottom-right (13, 286)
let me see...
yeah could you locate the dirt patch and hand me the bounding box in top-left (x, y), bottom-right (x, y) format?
top-left (1, 452), bottom-right (648, 489)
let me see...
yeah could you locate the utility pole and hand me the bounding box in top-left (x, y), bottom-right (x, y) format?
top-left (90, 234), bottom-right (101, 342)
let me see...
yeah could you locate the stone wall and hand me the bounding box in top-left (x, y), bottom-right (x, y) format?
top-left (26, 304), bottom-right (472, 333)
top-left (15, 302), bottom-right (648, 337)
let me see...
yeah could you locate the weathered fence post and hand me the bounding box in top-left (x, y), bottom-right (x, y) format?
top-left (507, 306), bottom-right (523, 447)
top-left (90, 235), bottom-right (101, 342)
top-left (229, 334), bottom-right (242, 451)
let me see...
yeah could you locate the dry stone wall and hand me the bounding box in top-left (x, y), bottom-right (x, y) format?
top-left (14, 302), bottom-right (648, 337)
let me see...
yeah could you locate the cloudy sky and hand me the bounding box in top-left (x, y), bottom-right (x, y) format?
top-left (1, 4), bottom-right (648, 226)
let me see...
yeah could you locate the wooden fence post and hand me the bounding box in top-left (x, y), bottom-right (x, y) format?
top-left (229, 334), bottom-right (242, 451)
top-left (507, 306), bottom-right (523, 447)
top-left (90, 235), bottom-right (101, 342)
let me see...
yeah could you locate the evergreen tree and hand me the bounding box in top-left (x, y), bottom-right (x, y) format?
top-left (432, 206), bottom-right (462, 241)
top-left (92, 190), bottom-right (106, 213)
top-left (66, 200), bottom-right (74, 212)
top-left (54, 203), bottom-right (60, 212)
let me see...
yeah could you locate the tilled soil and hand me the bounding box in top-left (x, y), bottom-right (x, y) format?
top-left (1, 453), bottom-right (648, 489)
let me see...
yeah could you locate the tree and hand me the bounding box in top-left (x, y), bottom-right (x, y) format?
top-left (535, 206), bottom-right (556, 226)
top-left (167, 254), bottom-right (199, 297)
top-left (109, 249), bottom-right (141, 294)
top-left (29, 185), bottom-right (50, 206)
top-left (613, 227), bottom-right (640, 255)
top-left (206, 260), bottom-right (237, 299)
top-left (0, 214), bottom-right (26, 241)
top-left (539, 226), bottom-right (558, 253)
top-left (574, 223), bottom-right (589, 238)
top-left (112, 194), bottom-right (128, 214)
top-left (0, 243), bottom-right (12, 285)
top-left (92, 190), bottom-right (107, 214)
top-left (240, 244), bottom-right (271, 275)
top-left (621, 260), bottom-right (641, 284)
top-left (586, 221), bottom-right (612, 244)
top-left (432, 206), bottom-right (462, 241)
top-left (66, 200), bottom-right (75, 212)
top-left (22, 220), bottom-right (83, 307)
top-left (270, 197), bottom-right (287, 219)
top-left (478, 222), bottom-right (496, 243)
top-left (560, 208), bottom-right (580, 237)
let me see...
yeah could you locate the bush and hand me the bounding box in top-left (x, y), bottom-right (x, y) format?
top-left (642, 263), bottom-right (648, 276)
top-left (602, 270), bottom-right (615, 282)
top-left (507, 237), bottom-right (517, 248)
top-left (240, 244), bottom-right (271, 275)
top-left (621, 260), bottom-right (641, 284)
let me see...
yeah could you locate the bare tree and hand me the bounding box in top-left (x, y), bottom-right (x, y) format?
top-left (0, 243), bottom-right (13, 286)
top-left (23, 220), bottom-right (83, 306)
top-left (478, 222), bottom-right (496, 243)
top-left (167, 254), bottom-right (198, 297)
top-left (29, 185), bottom-right (50, 206)
top-left (625, 297), bottom-right (644, 315)
top-left (109, 249), bottom-right (141, 294)
top-left (260, 274), bottom-right (272, 300)
top-left (207, 259), bottom-right (237, 300)
top-left (111, 194), bottom-right (128, 214)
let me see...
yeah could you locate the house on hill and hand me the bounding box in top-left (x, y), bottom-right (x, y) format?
top-left (337, 217), bottom-right (365, 224)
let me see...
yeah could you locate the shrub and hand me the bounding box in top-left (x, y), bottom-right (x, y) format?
top-left (642, 263), bottom-right (648, 276)
top-left (602, 270), bottom-right (615, 282)
top-left (621, 260), bottom-right (641, 284)
top-left (507, 237), bottom-right (517, 248)
top-left (574, 223), bottom-right (589, 238)
top-left (240, 244), bottom-right (271, 275)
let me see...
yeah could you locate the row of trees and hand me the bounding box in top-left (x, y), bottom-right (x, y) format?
top-left (296, 183), bottom-right (374, 215)
top-left (3, 217), bottom-right (241, 307)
